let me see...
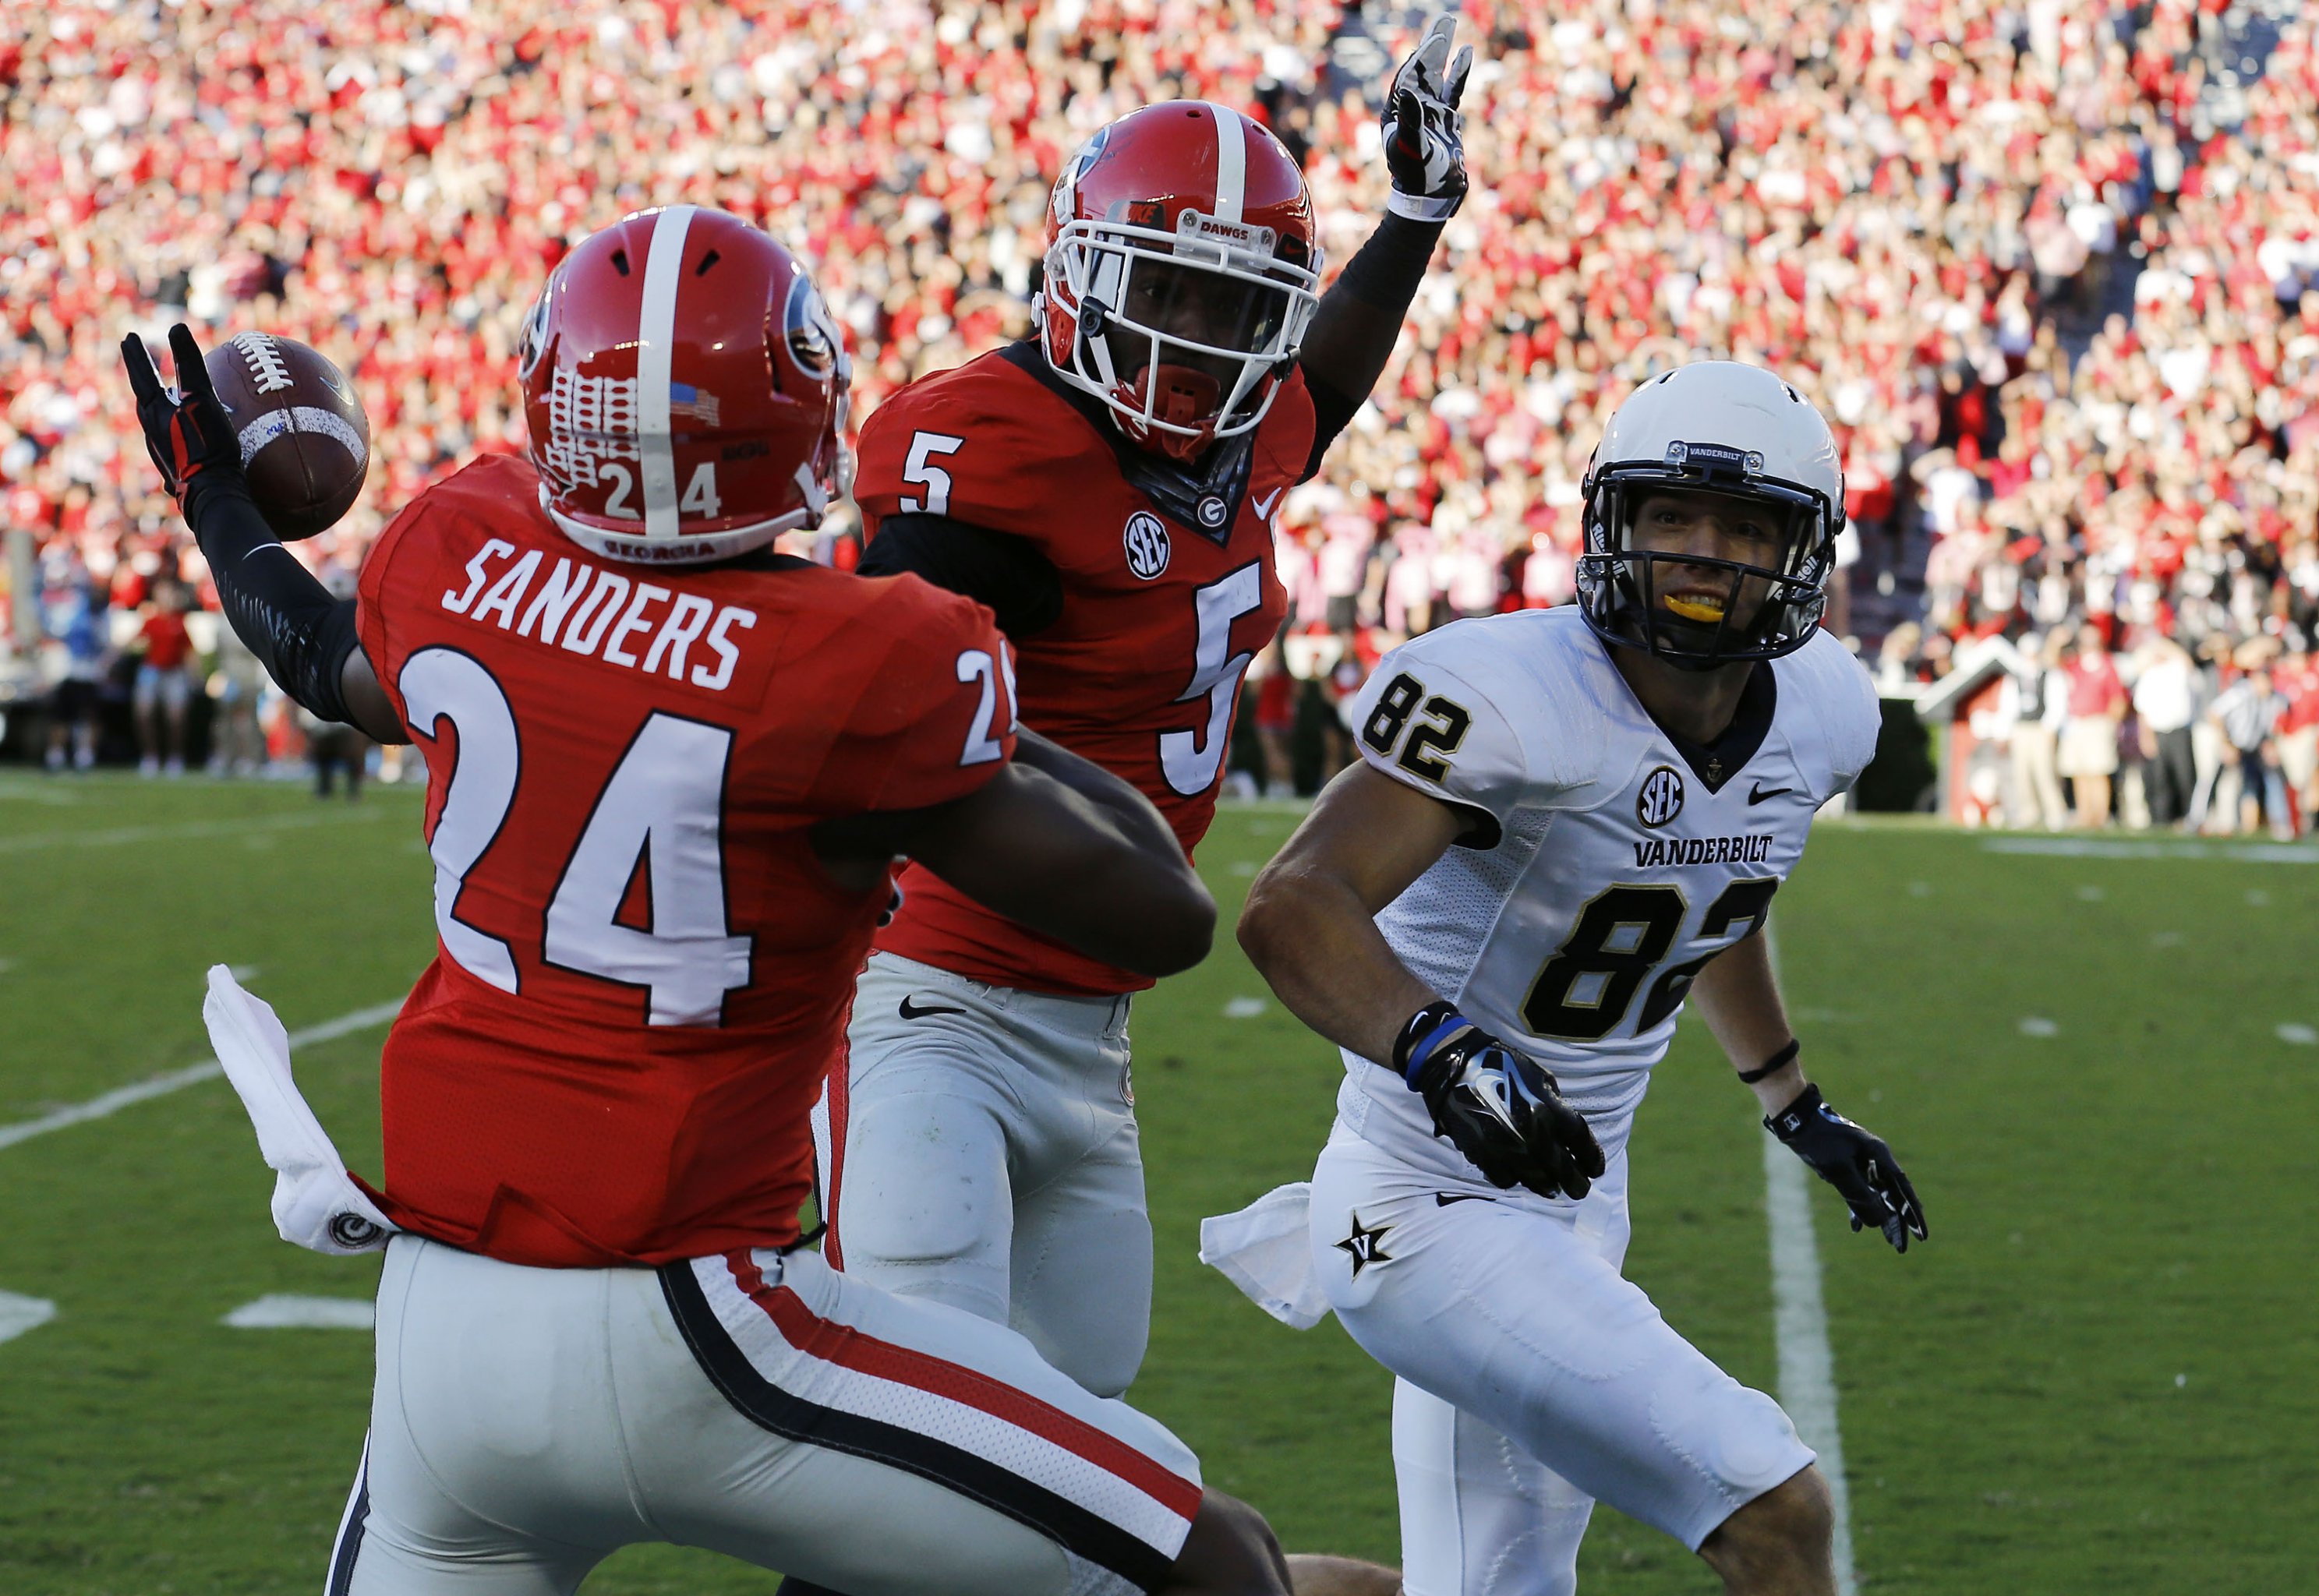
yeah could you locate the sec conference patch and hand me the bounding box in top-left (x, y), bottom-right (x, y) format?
top-left (1123, 510), bottom-right (1171, 579)
top-left (1637, 765), bottom-right (1685, 828)
top-left (1335, 1213), bottom-right (1394, 1278)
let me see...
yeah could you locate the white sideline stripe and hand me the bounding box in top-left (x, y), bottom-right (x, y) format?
top-left (1205, 101), bottom-right (1246, 222)
top-left (0, 1289), bottom-right (57, 1345)
top-left (1761, 923), bottom-right (1859, 1596)
top-left (0, 806), bottom-right (389, 855)
top-left (223, 1294), bottom-right (375, 1330)
top-left (636, 203), bottom-right (696, 538)
top-left (0, 999), bottom-right (402, 1152)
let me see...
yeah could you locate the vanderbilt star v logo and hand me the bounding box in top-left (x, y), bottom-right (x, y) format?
top-left (1335, 1212), bottom-right (1394, 1277)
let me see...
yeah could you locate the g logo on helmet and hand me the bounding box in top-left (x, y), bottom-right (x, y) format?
top-left (1123, 511), bottom-right (1171, 580)
top-left (1637, 765), bottom-right (1685, 828)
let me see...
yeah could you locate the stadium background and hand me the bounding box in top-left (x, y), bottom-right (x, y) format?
top-left (0, 1), bottom-right (2314, 1591)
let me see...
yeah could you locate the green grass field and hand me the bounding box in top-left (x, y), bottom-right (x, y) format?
top-left (0, 774), bottom-right (2312, 1593)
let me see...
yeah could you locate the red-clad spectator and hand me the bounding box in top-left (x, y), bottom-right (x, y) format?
top-left (2270, 644), bottom-right (2319, 833)
top-left (2059, 623), bottom-right (2128, 828)
top-left (1, 0), bottom-right (2314, 811)
top-left (133, 577), bottom-right (195, 776)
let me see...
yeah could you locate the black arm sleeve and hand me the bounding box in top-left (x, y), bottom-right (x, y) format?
top-left (1305, 374), bottom-right (1366, 478)
top-left (184, 475), bottom-right (359, 725)
top-left (1298, 211), bottom-right (1450, 480)
top-left (857, 513), bottom-right (1066, 638)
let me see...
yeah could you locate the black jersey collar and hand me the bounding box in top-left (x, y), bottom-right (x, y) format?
top-left (1607, 652), bottom-right (1778, 793)
top-left (997, 340), bottom-right (1255, 543)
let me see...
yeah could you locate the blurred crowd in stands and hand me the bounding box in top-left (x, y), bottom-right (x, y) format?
top-left (2, 0), bottom-right (2316, 830)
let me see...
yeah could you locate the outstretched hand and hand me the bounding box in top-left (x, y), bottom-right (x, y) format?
top-left (1381, 14), bottom-right (1473, 222)
top-left (121, 323), bottom-right (242, 503)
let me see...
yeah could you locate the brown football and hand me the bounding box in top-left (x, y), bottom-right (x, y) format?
top-left (203, 332), bottom-right (371, 540)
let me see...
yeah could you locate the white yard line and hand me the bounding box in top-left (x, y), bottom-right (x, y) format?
top-left (0, 1290), bottom-right (57, 1344)
top-left (1761, 922), bottom-right (1860, 1596)
top-left (222, 1294), bottom-right (376, 1330)
top-left (0, 999), bottom-right (402, 1152)
top-left (0, 806), bottom-right (391, 855)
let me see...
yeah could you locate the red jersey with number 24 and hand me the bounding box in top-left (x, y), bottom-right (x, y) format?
top-left (355, 454), bottom-right (1016, 1269)
top-left (856, 348), bottom-right (1307, 994)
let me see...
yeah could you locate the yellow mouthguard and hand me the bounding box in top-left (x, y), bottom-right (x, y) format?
top-left (1663, 594), bottom-right (1727, 623)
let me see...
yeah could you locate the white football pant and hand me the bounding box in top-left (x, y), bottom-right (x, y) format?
top-left (333, 1234), bottom-right (1201, 1595)
top-left (814, 952), bottom-right (1151, 1396)
top-left (1309, 1126), bottom-right (1814, 1594)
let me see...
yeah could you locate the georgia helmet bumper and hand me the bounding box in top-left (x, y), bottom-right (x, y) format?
top-left (1577, 361), bottom-right (1844, 669)
top-left (518, 205), bottom-right (853, 567)
top-left (1037, 101), bottom-right (1323, 462)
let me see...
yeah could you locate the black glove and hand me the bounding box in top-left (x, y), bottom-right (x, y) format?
top-left (1766, 1083), bottom-right (1928, 1253)
top-left (1395, 1003), bottom-right (1604, 1201)
top-left (1381, 14), bottom-right (1472, 222)
top-left (121, 323), bottom-right (244, 518)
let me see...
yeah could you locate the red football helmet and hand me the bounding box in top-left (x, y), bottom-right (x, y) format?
top-left (1038, 102), bottom-right (1323, 462)
top-left (518, 206), bottom-right (852, 565)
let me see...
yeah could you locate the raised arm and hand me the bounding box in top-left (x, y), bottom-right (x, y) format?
top-left (1295, 15), bottom-right (1472, 476)
top-left (121, 325), bottom-right (406, 745)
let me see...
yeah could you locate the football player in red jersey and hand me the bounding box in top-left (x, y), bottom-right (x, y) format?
top-left (124, 207), bottom-right (1314, 1596)
top-left (807, 28), bottom-right (1471, 1596)
top-left (813, 0), bottom-right (1469, 1418)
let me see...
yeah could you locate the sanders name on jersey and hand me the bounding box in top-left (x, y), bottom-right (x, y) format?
top-left (439, 536), bottom-right (758, 691)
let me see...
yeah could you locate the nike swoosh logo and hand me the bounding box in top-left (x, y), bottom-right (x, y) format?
top-left (1434, 1192), bottom-right (1492, 1207)
top-left (898, 996), bottom-right (967, 1021)
top-left (1253, 487), bottom-right (1282, 519)
top-left (1747, 784), bottom-right (1793, 805)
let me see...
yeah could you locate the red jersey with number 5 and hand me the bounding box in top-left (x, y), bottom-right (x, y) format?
top-left (354, 454), bottom-right (1016, 1268)
top-left (855, 344), bottom-right (1306, 994)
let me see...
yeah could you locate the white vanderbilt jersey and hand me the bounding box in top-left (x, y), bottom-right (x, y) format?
top-left (1338, 606), bottom-right (1881, 1178)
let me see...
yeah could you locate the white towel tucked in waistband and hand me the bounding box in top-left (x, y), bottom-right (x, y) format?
top-left (1197, 1181), bottom-right (1329, 1329)
top-left (203, 966), bottom-right (397, 1256)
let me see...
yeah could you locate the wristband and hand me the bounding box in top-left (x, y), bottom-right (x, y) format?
top-left (1736, 1038), bottom-right (1800, 1085)
top-left (1392, 1000), bottom-right (1467, 1086)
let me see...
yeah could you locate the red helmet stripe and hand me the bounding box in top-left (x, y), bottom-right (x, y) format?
top-left (1202, 102), bottom-right (1246, 224)
top-left (635, 204), bottom-right (698, 539)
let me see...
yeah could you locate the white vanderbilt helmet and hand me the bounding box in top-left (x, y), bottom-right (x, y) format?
top-left (1577, 362), bottom-right (1844, 669)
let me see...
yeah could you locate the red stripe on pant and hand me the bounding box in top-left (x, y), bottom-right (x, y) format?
top-left (820, 1042), bottom-right (850, 1269)
top-left (723, 1252), bottom-right (1202, 1523)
